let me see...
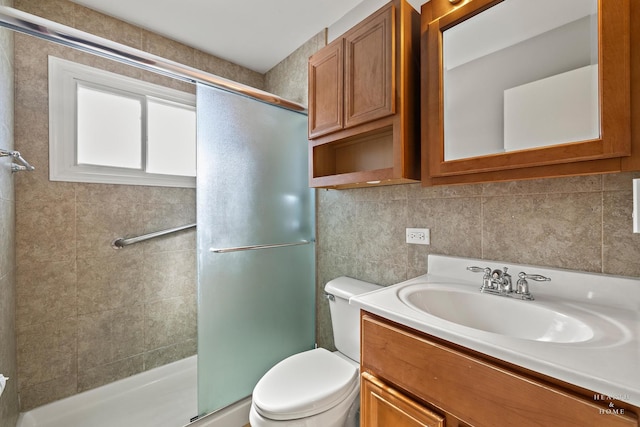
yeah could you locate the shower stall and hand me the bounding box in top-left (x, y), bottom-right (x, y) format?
top-left (2, 5), bottom-right (315, 426)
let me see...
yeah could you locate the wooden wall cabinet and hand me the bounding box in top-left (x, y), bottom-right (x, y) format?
top-left (308, 0), bottom-right (420, 189)
top-left (420, 0), bottom-right (640, 186)
top-left (361, 313), bottom-right (639, 427)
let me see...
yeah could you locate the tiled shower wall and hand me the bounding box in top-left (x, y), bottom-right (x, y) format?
top-left (0, 0), bottom-right (19, 424)
top-left (12, 0), bottom-right (265, 410)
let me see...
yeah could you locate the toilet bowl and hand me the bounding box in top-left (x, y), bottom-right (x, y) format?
top-left (249, 277), bottom-right (382, 427)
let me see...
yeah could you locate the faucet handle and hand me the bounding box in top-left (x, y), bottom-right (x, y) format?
top-left (516, 272), bottom-right (550, 300)
top-left (468, 266), bottom-right (492, 290)
top-left (467, 266), bottom-right (490, 274)
top-left (501, 267), bottom-right (513, 292)
top-left (518, 272), bottom-right (551, 282)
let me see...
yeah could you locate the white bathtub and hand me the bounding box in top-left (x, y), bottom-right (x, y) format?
top-left (16, 356), bottom-right (250, 427)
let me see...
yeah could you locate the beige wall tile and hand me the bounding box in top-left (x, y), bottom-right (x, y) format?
top-left (265, 31), bottom-right (326, 106)
top-left (77, 252), bottom-right (145, 315)
top-left (78, 355), bottom-right (144, 393)
top-left (144, 339), bottom-right (197, 370)
top-left (603, 190), bottom-right (640, 276)
top-left (603, 171), bottom-right (640, 191)
top-left (145, 295), bottom-right (197, 351)
top-left (483, 192), bottom-right (602, 271)
top-left (194, 50), bottom-right (265, 90)
top-left (482, 174), bottom-right (603, 196)
top-left (77, 307), bottom-right (144, 371)
top-left (74, 5), bottom-right (142, 49)
top-left (144, 186), bottom-right (196, 205)
top-left (17, 319), bottom-right (76, 388)
top-left (0, 199), bottom-right (15, 277)
top-left (142, 32), bottom-right (195, 69)
top-left (409, 196), bottom-right (483, 259)
top-left (143, 250), bottom-right (196, 301)
top-left (15, 0), bottom-right (75, 25)
top-left (0, 270), bottom-right (19, 423)
top-left (16, 260), bottom-right (76, 327)
top-left (18, 373), bottom-right (77, 412)
top-left (16, 200), bottom-right (76, 264)
top-left (356, 200), bottom-right (408, 266)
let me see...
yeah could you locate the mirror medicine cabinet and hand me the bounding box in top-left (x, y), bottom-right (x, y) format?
top-left (422, 0), bottom-right (638, 186)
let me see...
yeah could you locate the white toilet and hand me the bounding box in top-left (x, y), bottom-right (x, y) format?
top-left (249, 276), bottom-right (382, 427)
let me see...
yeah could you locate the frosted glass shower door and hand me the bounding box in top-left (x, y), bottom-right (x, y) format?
top-left (196, 84), bottom-right (315, 416)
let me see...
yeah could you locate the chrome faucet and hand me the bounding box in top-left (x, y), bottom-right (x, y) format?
top-left (467, 266), bottom-right (549, 300)
top-left (516, 272), bottom-right (551, 300)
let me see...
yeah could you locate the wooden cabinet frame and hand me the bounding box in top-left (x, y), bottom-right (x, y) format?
top-left (308, 0), bottom-right (420, 189)
top-left (421, 0), bottom-right (634, 185)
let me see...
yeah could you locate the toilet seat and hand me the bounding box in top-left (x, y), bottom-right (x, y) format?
top-left (252, 348), bottom-right (359, 421)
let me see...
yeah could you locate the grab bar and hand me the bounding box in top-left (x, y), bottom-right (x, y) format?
top-left (112, 223), bottom-right (196, 249)
top-left (0, 148), bottom-right (35, 172)
top-left (210, 239), bottom-right (314, 253)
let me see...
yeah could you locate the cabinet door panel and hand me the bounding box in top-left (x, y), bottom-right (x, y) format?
top-left (309, 38), bottom-right (344, 138)
top-left (344, 4), bottom-right (395, 129)
top-left (361, 372), bottom-right (445, 427)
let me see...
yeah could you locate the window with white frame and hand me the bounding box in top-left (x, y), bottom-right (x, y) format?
top-left (48, 56), bottom-right (196, 188)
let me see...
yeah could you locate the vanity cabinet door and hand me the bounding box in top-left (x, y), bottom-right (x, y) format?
top-left (361, 372), bottom-right (445, 427)
top-left (344, 4), bottom-right (395, 129)
top-left (308, 38), bottom-right (344, 139)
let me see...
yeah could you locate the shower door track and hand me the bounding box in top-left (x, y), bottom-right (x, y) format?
top-left (0, 6), bottom-right (307, 113)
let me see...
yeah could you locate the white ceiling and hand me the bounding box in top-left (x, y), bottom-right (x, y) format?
top-left (69, 0), bottom-right (424, 74)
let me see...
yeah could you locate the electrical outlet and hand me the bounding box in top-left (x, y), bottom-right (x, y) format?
top-left (406, 228), bottom-right (430, 245)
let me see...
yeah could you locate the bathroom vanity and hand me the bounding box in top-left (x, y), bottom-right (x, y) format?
top-left (352, 255), bottom-right (640, 427)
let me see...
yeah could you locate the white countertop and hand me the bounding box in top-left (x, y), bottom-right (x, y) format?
top-left (350, 255), bottom-right (640, 407)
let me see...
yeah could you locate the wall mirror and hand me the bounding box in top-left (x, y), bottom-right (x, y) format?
top-left (424, 0), bottom-right (630, 179)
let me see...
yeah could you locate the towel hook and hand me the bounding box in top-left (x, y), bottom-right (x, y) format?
top-left (0, 148), bottom-right (35, 172)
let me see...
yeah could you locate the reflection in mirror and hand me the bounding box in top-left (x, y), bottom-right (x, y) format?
top-left (442, 0), bottom-right (599, 161)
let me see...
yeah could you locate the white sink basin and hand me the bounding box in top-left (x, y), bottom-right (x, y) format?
top-left (398, 284), bottom-right (595, 343)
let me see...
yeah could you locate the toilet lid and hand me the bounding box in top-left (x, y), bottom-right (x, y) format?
top-left (252, 348), bottom-right (359, 421)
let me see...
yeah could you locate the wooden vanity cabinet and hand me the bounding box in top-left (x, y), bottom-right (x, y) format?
top-left (420, 0), bottom-right (640, 186)
top-left (308, 0), bottom-right (420, 189)
top-left (361, 312), bottom-right (639, 427)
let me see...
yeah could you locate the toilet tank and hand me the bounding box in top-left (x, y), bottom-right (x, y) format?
top-left (324, 277), bottom-right (383, 363)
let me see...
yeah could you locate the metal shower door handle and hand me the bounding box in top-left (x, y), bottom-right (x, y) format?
top-left (209, 239), bottom-right (314, 253)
